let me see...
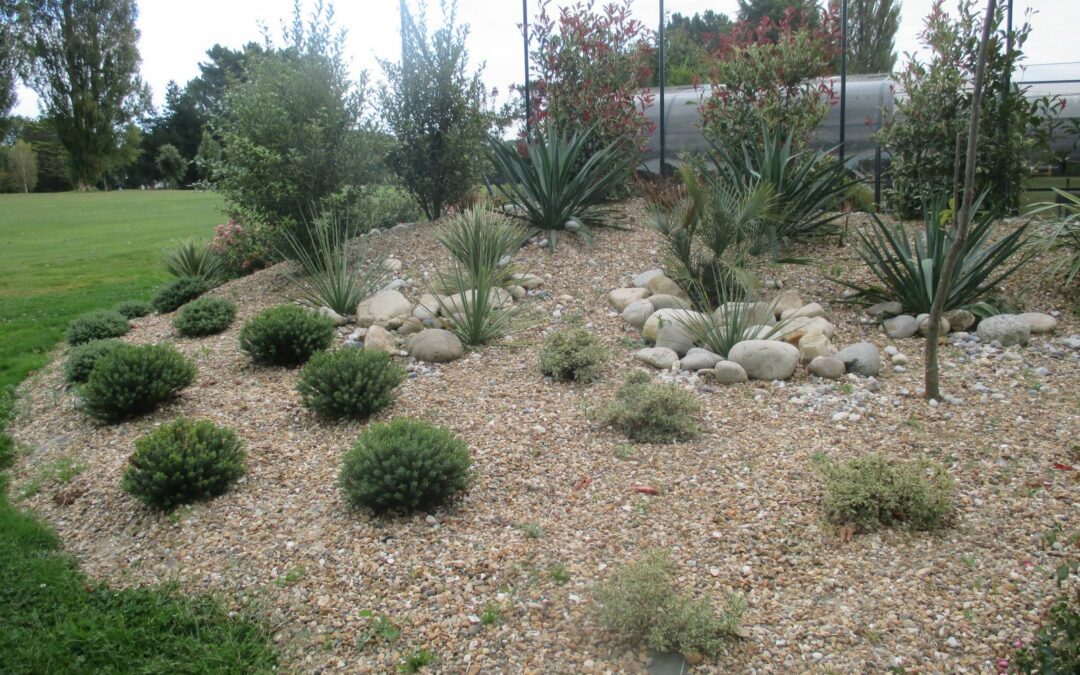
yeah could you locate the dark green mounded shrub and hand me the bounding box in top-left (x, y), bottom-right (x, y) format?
top-left (538, 328), bottom-right (609, 383)
top-left (114, 300), bottom-right (153, 320)
top-left (814, 453), bottom-right (955, 533)
top-left (64, 339), bottom-right (125, 384)
top-left (238, 305), bottom-right (336, 367)
top-left (82, 344), bottom-right (197, 423)
top-left (173, 297), bottom-right (237, 337)
top-left (601, 371), bottom-right (700, 443)
top-left (152, 276), bottom-right (212, 314)
top-left (121, 418), bottom-right (246, 510)
top-left (339, 418), bottom-right (472, 514)
top-left (65, 310), bottom-right (130, 346)
top-left (296, 349), bottom-right (404, 419)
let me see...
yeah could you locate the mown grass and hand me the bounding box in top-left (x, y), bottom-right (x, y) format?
top-left (0, 190), bottom-right (225, 390)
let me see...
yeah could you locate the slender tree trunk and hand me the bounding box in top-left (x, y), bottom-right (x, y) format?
top-left (925, 0), bottom-right (997, 401)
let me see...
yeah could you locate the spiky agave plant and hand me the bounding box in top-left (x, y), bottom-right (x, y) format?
top-left (279, 211), bottom-right (389, 317)
top-left (839, 192), bottom-right (1031, 315)
top-left (707, 127), bottom-right (852, 250)
top-left (436, 207), bottom-right (528, 292)
top-left (433, 263), bottom-right (519, 347)
top-left (487, 126), bottom-right (632, 251)
top-left (1030, 188), bottom-right (1080, 289)
top-left (162, 239), bottom-right (222, 282)
top-left (649, 166), bottom-right (775, 308)
top-left (673, 277), bottom-right (794, 358)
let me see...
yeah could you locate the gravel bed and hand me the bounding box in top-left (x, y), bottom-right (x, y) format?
top-left (8, 204), bottom-right (1080, 673)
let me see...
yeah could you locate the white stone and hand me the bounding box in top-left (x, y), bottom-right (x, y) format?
top-left (798, 333), bottom-right (835, 364)
top-left (1019, 312), bottom-right (1058, 334)
top-left (363, 325), bottom-right (397, 353)
top-left (407, 329), bottom-right (464, 363)
top-left (642, 309), bottom-right (703, 342)
top-left (633, 347), bottom-right (679, 370)
top-left (977, 314), bottom-right (1031, 347)
top-left (727, 340), bottom-right (799, 380)
top-left (356, 290), bottom-right (414, 327)
top-left (608, 287), bottom-right (651, 311)
top-left (632, 269), bottom-right (665, 288)
top-left (780, 302), bottom-right (827, 321)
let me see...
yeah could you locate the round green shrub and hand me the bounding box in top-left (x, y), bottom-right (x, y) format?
top-left (339, 418), bottom-right (472, 514)
top-left (82, 344), bottom-right (197, 423)
top-left (65, 310), bottom-right (130, 346)
top-left (64, 339), bottom-right (125, 384)
top-left (114, 300), bottom-right (153, 319)
top-left (173, 296), bottom-right (237, 337)
top-left (601, 371), bottom-right (700, 443)
top-left (238, 305), bottom-right (335, 367)
top-left (297, 349), bottom-right (403, 419)
top-left (122, 418), bottom-right (246, 510)
top-left (152, 276), bottom-right (212, 314)
top-left (539, 328), bottom-right (609, 383)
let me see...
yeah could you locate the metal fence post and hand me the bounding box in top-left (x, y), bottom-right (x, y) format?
top-left (658, 0), bottom-right (666, 175)
top-left (839, 0), bottom-right (848, 167)
top-left (523, 0), bottom-right (532, 135)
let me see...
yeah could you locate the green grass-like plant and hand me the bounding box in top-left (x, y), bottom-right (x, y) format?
top-left (596, 550), bottom-right (745, 658)
top-left (162, 239), bottom-right (222, 281)
top-left (82, 344), bottom-right (197, 423)
top-left (436, 207), bottom-right (527, 291)
top-left (839, 194), bottom-right (1030, 315)
top-left (339, 418), bottom-right (472, 514)
top-left (280, 212), bottom-right (389, 317)
top-left (173, 296), bottom-right (237, 337)
top-left (113, 300), bottom-right (153, 320)
top-left (488, 126), bottom-right (631, 251)
top-left (813, 452), bottom-right (955, 533)
top-left (122, 418), bottom-right (246, 510)
top-left (65, 310), bottom-right (130, 346)
top-left (435, 265), bottom-right (518, 347)
top-left (1031, 188), bottom-right (1080, 291)
top-left (601, 371), bottom-right (700, 443)
top-left (152, 276), bottom-right (212, 314)
top-left (674, 279), bottom-right (792, 358)
top-left (538, 328), bottom-right (609, 383)
top-left (238, 305), bottom-right (336, 367)
top-left (64, 339), bottom-right (125, 384)
top-left (297, 349), bottom-right (404, 419)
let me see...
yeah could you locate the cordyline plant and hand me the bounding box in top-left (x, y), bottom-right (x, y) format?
top-left (701, 6), bottom-right (839, 153)
top-left (528, 0), bottom-right (655, 185)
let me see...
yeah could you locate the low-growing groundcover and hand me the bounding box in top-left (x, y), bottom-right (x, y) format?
top-left (0, 476), bottom-right (277, 673)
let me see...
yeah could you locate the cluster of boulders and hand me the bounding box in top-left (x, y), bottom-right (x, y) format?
top-left (333, 257), bottom-right (544, 363)
top-left (872, 301), bottom-right (1058, 347)
top-left (609, 271), bottom-right (882, 383)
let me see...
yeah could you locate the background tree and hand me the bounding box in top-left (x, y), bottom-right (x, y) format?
top-left (27, 0), bottom-right (149, 189)
top-left (379, 0), bottom-right (493, 220)
top-left (194, 129), bottom-right (221, 182)
top-left (8, 115), bottom-right (70, 190)
top-left (653, 11), bottom-right (732, 86)
top-left (154, 143), bottom-right (186, 188)
top-left (0, 1), bottom-right (23, 139)
top-left (6, 138), bottom-right (37, 192)
top-left (847, 0), bottom-right (899, 73)
top-left (213, 1), bottom-right (380, 232)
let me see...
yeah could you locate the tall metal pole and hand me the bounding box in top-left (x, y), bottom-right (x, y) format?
top-left (523, 0), bottom-right (532, 135)
top-left (839, 0), bottom-right (848, 167)
top-left (658, 0), bottom-right (666, 175)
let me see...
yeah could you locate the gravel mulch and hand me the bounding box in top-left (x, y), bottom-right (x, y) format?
top-left (8, 203), bottom-right (1080, 673)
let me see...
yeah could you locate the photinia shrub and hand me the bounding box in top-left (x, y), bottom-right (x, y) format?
top-left (701, 7), bottom-right (838, 154)
top-left (528, 0), bottom-right (655, 184)
top-left (208, 219), bottom-right (276, 278)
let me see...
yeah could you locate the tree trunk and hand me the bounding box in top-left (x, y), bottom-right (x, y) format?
top-left (925, 0), bottom-right (998, 401)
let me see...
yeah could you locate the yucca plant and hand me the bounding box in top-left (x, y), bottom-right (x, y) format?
top-left (674, 278), bottom-right (792, 358)
top-left (279, 211), bottom-right (389, 317)
top-left (436, 207), bottom-right (528, 292)
top-left (162, 239), bottom-right (222, 282)
top-left (487, 126), bottom-right (632, 251)
top-left (1030, 188), bottom-right (1080, 290)
top-left (434, 264), bottom-right (519, 347)
top-left (650, 168), bottom-right (775, 308)
top-left (707, 127), bottom-right (852, 249)
top-left (839, 193), bottom-right (1031, 315)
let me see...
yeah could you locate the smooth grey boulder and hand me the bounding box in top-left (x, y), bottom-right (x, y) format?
top-left (944, 309), bottom-right (976, 332)
top-left (356, 290), bottom-right (414, 327)
top-left (835, 342), bottom-right (881, 376)
top-left (1018, 312), bottom-right (1058, 334)
top-left (867, 301), bottom-right (903, 319)
top-left (645, 275), bottom-right (689, 300)
top-left (634, 347), bottom-right (679, 370)
top-left (680, 348), bottom-right (722, 371)
top-left (883, 315), bottom-right (919, 339)
top-left (919, 315), bottom-right (950, 337)
top-left (772, 290), bottom-right (804, 318)
top-left (656, 323), bottom-right (693, 356)
top-left (318, 306), bottom-right (347, 326)
top-left (798, 333), bottom-right (835, 364)
top-left (977, 314), bottom-right (1031, 346)
top-left (701, 360), bottom-right (748, 384)
top-left (808, 355), bottom-right (846, 379)
top-left (648, 294), bottom-right (692, 311)
top-left (364, 325), bottom-right (397, 353)
top-left (407, 329), bottom-right (464, 363)
top-left (716, 301), bottom-right (776, 327)
top-left (642, 309), bottom-right (702, 342)
top-left (633, 269), bottom-right (665, 288)
top-left (621, 299), bottom-right (655, 329)
top-left (609, 287), bottom-right (651, 311)
top-left (728, 340), bottom-right (799, 380)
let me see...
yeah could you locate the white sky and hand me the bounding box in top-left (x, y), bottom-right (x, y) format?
top-left (11, 0), bottom-right (1080, 118)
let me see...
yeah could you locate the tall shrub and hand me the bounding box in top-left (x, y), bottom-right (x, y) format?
top-left (213, 2), bottom-right (381, 232)
top-left (876, 0), bottom-right (1032, 217)
top-left (529, 0), bottom-right (655, 182)
top-left (379, 1), bottom-right (496, 220)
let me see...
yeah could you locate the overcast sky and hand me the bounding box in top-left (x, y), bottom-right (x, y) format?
top-left (11, 0), bottom-right (1079, 118)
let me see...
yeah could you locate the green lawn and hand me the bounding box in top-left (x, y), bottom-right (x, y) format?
top-left (0, 190), bottom-right (225, 390)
